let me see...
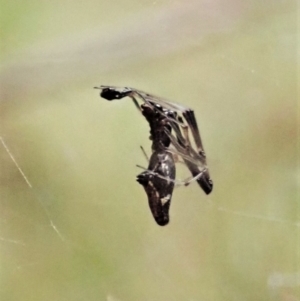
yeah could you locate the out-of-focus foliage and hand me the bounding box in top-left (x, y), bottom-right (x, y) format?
top-left (1, 1), bottom-right (298, 300)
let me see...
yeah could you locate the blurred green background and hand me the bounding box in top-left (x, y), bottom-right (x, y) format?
top-left (1, 1), bottom-right (298, 300)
